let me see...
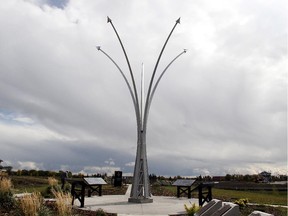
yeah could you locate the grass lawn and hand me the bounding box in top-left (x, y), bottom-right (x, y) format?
top-left (213, 188), bottom-right (287, 206)
top-left (151, 185), bottom-right (287, 206)
top-left (11, 176), bottom-right (49, 194)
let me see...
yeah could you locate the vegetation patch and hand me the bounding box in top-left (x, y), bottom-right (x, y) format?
top-left (213, 188), bottom-right (287, 206)
top-left (184, 202), bottom-right (201, 215)
top-left (0, 178), bottom-right (16, 211)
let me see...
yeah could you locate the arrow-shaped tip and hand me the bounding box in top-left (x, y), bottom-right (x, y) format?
top-left (184, 49), bottom-right (187, 53)
top-left (176, 17), bottom-right (181, 24)
top-left (107, 16), bottom-right (112, 23)
top-left (96, 46), bottom-right (101, 50)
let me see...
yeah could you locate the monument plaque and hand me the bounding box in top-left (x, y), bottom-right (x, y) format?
top-left (68, 177), bottom-right (107, 208)
top-left (172, 179), bottom-right (196, 198)
top-left (84, 177), bottom-right (107, 185)
top-left (172, 179), bottom-right (196, 187)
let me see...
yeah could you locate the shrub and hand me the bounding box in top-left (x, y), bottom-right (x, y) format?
top-left (0, 177), bottom-right (15, 210)
top-left (43, 177), bottom-right (62, 198)
top-left (17, 192), bottom-right (51, 216)
top-left (52, 190), bottom-right (72, 216)
top-left (95, 208), bottom-right (108, 216)
top-left (0, 190), bottom-right (15, 210)
top-left (0, 177), bottom-right (12, 193)
top-left (184, 202), bottom-right (201, 215)
top-left (48, 177), bottom-right (58, 187)
top-left (234, 198), bottom-right (249, 208)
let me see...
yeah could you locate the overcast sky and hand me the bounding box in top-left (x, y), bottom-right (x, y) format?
top-left (0, 0), bottom-right (287, 177)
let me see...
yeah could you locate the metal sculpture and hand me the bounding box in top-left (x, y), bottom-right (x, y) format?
top-left (97, 17), bottom-right (186, 203)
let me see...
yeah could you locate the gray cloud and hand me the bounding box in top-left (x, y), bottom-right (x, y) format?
top-left (0, 0), bottom-right (286, 176)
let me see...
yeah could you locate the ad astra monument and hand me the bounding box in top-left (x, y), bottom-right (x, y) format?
top-left (96, 17), bottom-right (186, 203)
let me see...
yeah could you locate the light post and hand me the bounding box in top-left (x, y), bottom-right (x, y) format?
top-left (97, 17), bottom-right (186, 203)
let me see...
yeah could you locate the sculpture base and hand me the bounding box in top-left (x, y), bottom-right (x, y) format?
top-left (128, 197), bottom-right (153, 203)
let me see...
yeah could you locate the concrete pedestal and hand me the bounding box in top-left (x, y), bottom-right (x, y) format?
top-left (128, 197), bottom-right (153, 203)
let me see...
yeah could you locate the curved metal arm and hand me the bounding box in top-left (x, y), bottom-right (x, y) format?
top-left (96, 46), bottom-right (141, 130)
top-left (142, 50), bottom-right (187, 132)
top-left (107, 17), bottom-right (141, 120)
top-left (143, 18), bottom-right (181, 130)
top-left (149, 49), bottom-right (187, 106)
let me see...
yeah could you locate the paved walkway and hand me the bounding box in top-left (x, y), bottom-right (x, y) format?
top-left (73, 185), bottom-right (198, 215)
